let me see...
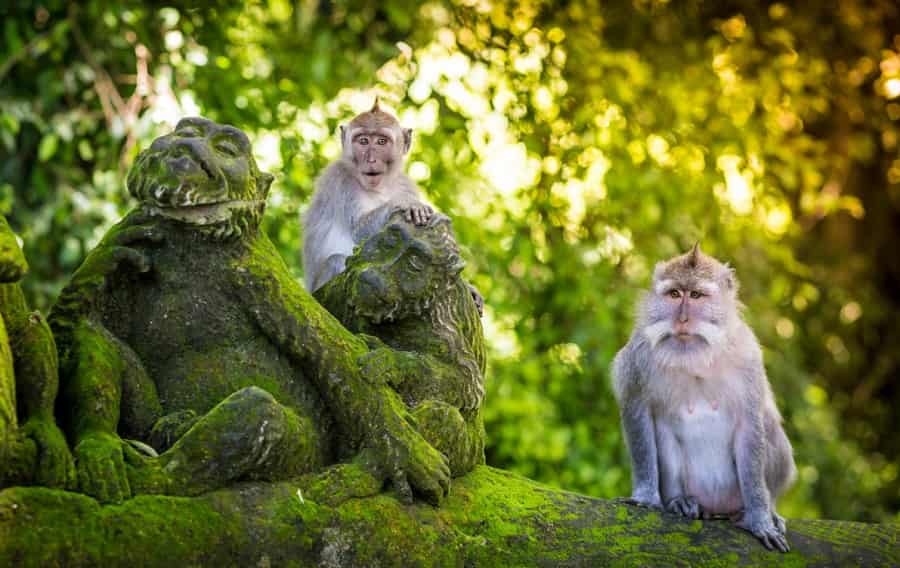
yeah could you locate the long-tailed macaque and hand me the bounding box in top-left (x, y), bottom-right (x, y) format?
top-left (303, 99), bottom-right (433, 293)
top-left (612, 245), bottom-right (796, 552)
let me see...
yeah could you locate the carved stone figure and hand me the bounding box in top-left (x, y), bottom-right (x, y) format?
top-left (315, 211), bottom-right (486, 477)
top-left (0, 214), bottom-right (75, 488)
top-left (49, 118), bottom-right (453, 504)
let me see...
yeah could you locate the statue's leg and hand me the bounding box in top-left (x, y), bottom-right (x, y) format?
top-left (411, 401), bottom-right (482, 477)
top-left (129, 386), bottom-right (322, 497)
top-left (0, 307), bottom-right (37, 487)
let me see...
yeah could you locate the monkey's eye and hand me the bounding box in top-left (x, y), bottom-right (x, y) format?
top-left (668, 289), bottom-right (682, 299)
top-left (376, 137), bottom-right (388, 145)
top-left (689, 290), bottom-right (704, 299)
top-left (356, 136), bottom-right (370, 145)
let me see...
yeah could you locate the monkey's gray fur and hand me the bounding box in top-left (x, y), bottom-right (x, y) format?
top-left (303, 159), bottom-right (423, 292)
top-left (612, 244), bottom-right (796, 552)
top-left (302, 100), bottom-right (431, 293)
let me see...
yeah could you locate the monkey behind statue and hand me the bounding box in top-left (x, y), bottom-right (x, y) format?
top-left (303, 99), bottom-right (434, 293)
top-left (612, 244), bottom-right (796, 552)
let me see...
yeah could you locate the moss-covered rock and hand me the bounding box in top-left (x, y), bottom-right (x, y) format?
top-left (1, 465), bottom-right (896, 567)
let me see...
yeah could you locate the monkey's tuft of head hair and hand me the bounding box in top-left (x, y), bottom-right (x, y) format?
top-left (349, 98), bottom-right (401, 130)
top-left (653, 244), bottom-right (738, 295)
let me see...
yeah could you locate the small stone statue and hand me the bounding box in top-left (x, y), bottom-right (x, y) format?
top-left (316, 210), bottom-right (487, 479)
top-left (0, 214), bottom-right (75, 489)
top-left (50, 118), bottom-right (452, 504)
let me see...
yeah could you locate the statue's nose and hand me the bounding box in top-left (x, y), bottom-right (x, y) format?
top-left (359, 269), bottom-right (387, 297)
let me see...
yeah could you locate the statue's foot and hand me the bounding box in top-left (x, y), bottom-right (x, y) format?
top-left (298, 452), bottom-right (383, 507)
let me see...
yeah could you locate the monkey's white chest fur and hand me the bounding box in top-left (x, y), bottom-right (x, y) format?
top-left (654, 371), bottom-right (745, 514)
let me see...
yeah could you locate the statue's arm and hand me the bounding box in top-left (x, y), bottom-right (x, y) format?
top-left (234, 234), bottom-right (452, 504)
top-left (0, 282), bottom-right (76, 489)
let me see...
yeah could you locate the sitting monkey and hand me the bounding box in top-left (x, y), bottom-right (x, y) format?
top-left (315, 210), bottom-right (486, 479)
top-left (302, 99), bottom-right (434, 293)
top-left (612, 245), bottom-right (796, 552)
top-left (0, 214), bottom-right (74, 489)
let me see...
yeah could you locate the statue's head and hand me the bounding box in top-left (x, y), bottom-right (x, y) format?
top-left (127, 117), bottom-right (274, 240)
top-left (343, 211), bottom-right (467, 324)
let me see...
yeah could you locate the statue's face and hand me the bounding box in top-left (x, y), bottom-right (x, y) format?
top-left (127, 118), bottom-right (271, 231)
top-left (346, 214), bottom-right (465, 323)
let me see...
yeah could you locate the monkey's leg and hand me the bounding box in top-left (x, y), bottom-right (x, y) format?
top-left (764, 412), bottom-right (796, 500)
top-left (128, 386), bottom-right (322, 497)
top-left (310, 253), bottom-right (348, 292)
top-left (656, 421), bottom-right (700, 519)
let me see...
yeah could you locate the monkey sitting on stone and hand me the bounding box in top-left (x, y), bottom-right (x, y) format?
top-left (303, 99), bottom-right (434, 293)
top-left (302, 99), bottom-right (484, 314)
top-left (612, 245), bottom-right (796, 552)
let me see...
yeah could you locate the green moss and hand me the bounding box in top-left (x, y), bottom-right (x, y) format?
top-left (1, 466), bottom-right (896, 566)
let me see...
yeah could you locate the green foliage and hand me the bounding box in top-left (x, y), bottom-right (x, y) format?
top-left (2, 0), bottom-right (899, 522)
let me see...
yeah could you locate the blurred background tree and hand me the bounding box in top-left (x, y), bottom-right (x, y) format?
top-left (2, 0), bottom-right (898, 522)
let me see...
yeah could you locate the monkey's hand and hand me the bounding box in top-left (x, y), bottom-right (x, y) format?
top-left (734, 509), bottom-right (790, 553)
top-left (665, 495), bottom-right (701, 519)
top-left (21, 416), bottom-right (77, 490)
top-left (73, 431), bottom-right (132, 503)
top-left (401, 202), bottom-right (434, 226)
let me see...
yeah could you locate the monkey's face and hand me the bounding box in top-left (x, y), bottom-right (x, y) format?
top-left (345, 126), bottom-right (404, 191)
top-left (641, 249), bottom-right (738, 366)
top-left (344, 213), bottom-right (465, 324)
top-left (127, 117), bottom-right (273, 237)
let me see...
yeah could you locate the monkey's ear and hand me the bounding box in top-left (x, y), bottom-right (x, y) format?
top-left (402, 128), bottom-right (413, 154)
top-left (722, 265), bottom-right (738, 293)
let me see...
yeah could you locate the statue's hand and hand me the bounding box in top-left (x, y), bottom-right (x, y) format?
top-left (372, 406), bottom-right (452, 506)
top-left (357, 342), bottom-right (406, 388)
top-left (22, 417), bottom-right (76, 490)
top-left (0, 238), bottom-right (28, 283)
top-left (148, 409), bottom-right (200, 453)
top-left (68, 223), bottom-right (164, 294)
top-left (73, 431), bottom-right (131, 503)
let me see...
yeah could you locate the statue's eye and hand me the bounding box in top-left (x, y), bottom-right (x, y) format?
top-left (216, 141), bottom-right (240, 156)
top-left (176, 126), bottom-right (201, 137)
top-left (668, 289), bottom-right (682, 299)
top-left (689, 290), bottom-right (704, 299)
top-left (407, 254), bottom-right (424, 271)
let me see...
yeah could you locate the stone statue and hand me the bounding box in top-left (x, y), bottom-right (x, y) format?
top-left (49, 118), bottom-right (453, 504)
top-left (0, 214), bottom-right (75, 488)
top-left (315, 210), bottom-right (486, 479)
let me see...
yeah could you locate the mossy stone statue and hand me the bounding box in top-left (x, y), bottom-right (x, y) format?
top-left (0, 215), bottom-right (75, 489)
top-left (315, 210), bottom-right (486, 478)
top-left (48, 118), bottom-right (454, 504)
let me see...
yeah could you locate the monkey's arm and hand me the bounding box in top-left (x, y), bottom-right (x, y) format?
top-left (613, 344), bottom-right (662, 508)
top-left (734, 361), bottom-right (789, 552)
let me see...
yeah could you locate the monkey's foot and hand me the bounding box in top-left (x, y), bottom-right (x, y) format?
top-left (618, 491), bottom-right (662, 510)
top-left (773, 512), bottom-right (787, 534)
top-left (734, 510), bottom-right (790, 553)
top-left (665, 495), bottom-right (701, 519)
